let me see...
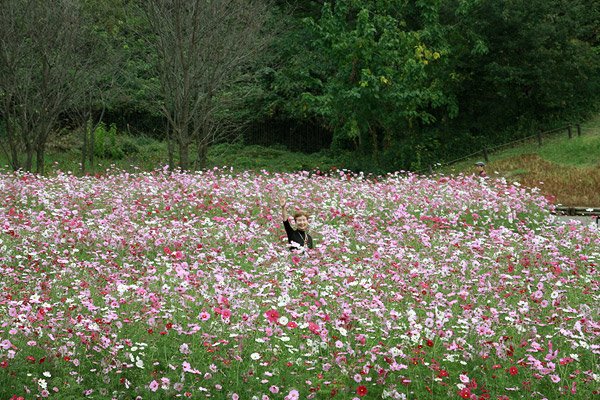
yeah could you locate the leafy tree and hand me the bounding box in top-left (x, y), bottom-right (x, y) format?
top-left (441, 0), bottom-right (600, 146)
top-left (273, 0), bottom-right (460, 169)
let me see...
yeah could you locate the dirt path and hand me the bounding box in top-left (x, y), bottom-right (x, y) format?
top-left (555, 215), bottom-right (598, 225)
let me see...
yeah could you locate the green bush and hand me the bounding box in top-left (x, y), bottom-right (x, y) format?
top-left (92, 122), bottom-right (106, 158)
top-left (118, 135), bottom-right (140, 156)
top-left (91, 122), bottom-right (124, 160)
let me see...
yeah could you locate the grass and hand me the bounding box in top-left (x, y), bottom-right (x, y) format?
top-left (4, 112), bottom-right (600, 205)
top-left (207, 142), bottom-right (337, 172)
top-left (7, 130), bottom-right (336, 176)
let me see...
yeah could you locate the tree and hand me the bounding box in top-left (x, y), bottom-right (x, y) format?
top-left (273, 0), bottom-right (459, 170)
top-left (63, 1), bottom-right (125, 174)
top-left (0, 0), bottom-right (97, 173)
top-left (141, 0), bottom-right (274, 170)
top-left (441, 0), bottom-right (600, 145)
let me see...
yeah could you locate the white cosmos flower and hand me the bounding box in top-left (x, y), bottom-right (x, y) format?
top-left (278, 316), bottom-right (289, 325)
top-left (250, 352), bottom-right (261, 360)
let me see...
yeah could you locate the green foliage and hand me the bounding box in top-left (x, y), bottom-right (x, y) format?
top-left (441, 0), bottom-right (600, 146)
top-left (92, 122), bottom-right (124, 160)
top-left (207, 142), bottom-right (337, 172)
top-left (92, 122), bottom-right (105, 158)
top-left (273, 0), bottom-right (459, 169)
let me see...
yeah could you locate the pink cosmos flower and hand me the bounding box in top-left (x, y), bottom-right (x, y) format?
top-left (161, 377), bottom-right (170, 389)
top-left (269, 385), bottom-right (279, 394)
top-left (550, 374), bottom-right (560, 383)
top-left (199, 311), bottom-right (210, 321)
top-left (180, 343), bottom-right (191, 354)
top-left (222, 309), bottom-right (232, 319)
top-left (286, 389), bottom-right (299, 400)
top-left (149, 380), bottom-right (159, 392)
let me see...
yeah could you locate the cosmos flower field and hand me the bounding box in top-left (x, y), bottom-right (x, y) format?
top-left (1, 167), bottom-right (599, 400)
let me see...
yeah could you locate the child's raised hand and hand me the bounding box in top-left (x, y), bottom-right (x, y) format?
top-left (277, 193), bottom-right (287, 208)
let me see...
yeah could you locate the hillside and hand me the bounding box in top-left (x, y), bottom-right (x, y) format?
top-left (446, 113), bottom-right (600, 207)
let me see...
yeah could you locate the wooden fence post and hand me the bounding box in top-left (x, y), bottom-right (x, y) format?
top-left (428, 164), bottom-right (433, 175)
top-left (482, 145), bottom-right (489, 162)
top-left (537, 130), bottom-right (542, 147)
top-left (577, 123), bottom-right (582, 137)
top-left (568, 123), bottom-right (572, 139)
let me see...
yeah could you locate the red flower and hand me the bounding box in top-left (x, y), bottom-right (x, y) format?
top-left (508, 366), bottom-right (518, 375)
top-left (457, 388), bottom-right (471, 398)
top-left (264, 309), bottom-right (279, 323)
top-left (426, 340), bottom-right (434, 347)
top-left (356, 385), bottom-right (368, 397)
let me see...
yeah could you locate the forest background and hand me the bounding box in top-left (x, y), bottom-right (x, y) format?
top-left (1, 0), bottom-right (599, 175)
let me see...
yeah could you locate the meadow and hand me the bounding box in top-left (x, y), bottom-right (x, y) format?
top-left (0, 167), bottom-right (599, 399)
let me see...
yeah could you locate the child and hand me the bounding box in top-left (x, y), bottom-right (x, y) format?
top-left (474, 161), bottom-right (488, 178)
top-left (278, 193), bottom-right (314, 250)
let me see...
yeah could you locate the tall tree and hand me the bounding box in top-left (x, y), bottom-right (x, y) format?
top-left (273, 0), bottom-right (459, 168)
top-left (442, 0), bottom-right (600, 144)
top-left (0, 0), bottom-right (96, 173)
top-left (142, 0), bottom-right (273, 170)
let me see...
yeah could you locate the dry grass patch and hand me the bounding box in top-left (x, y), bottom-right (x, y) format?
top-left (490, 153), bottom-right (600, 206)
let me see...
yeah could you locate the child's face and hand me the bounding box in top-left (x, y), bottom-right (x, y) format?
top-left (295, 215), bottom-right (308, 231)
top-left (476, 165), bottom-right (484, 173)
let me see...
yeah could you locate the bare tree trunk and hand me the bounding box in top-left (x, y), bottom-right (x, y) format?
top-left (89, 124), bottom-right (95, 167)
top-left (369, 124), bottom-right (380, 167)
top-left (1, 99), bottom-right (21, 170)
top-left (24, 141), bottom-right (34, 171)
top-left (198, 142), bottom-right (207, 170)
top-left (81, 121), bottom-right (88, 174)
top-left (178, 140), bottom-right (189, 171)
top-left (36, 141), bottom-right (46, 175)
top-left (166, 122), bottom-right (174, 171)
